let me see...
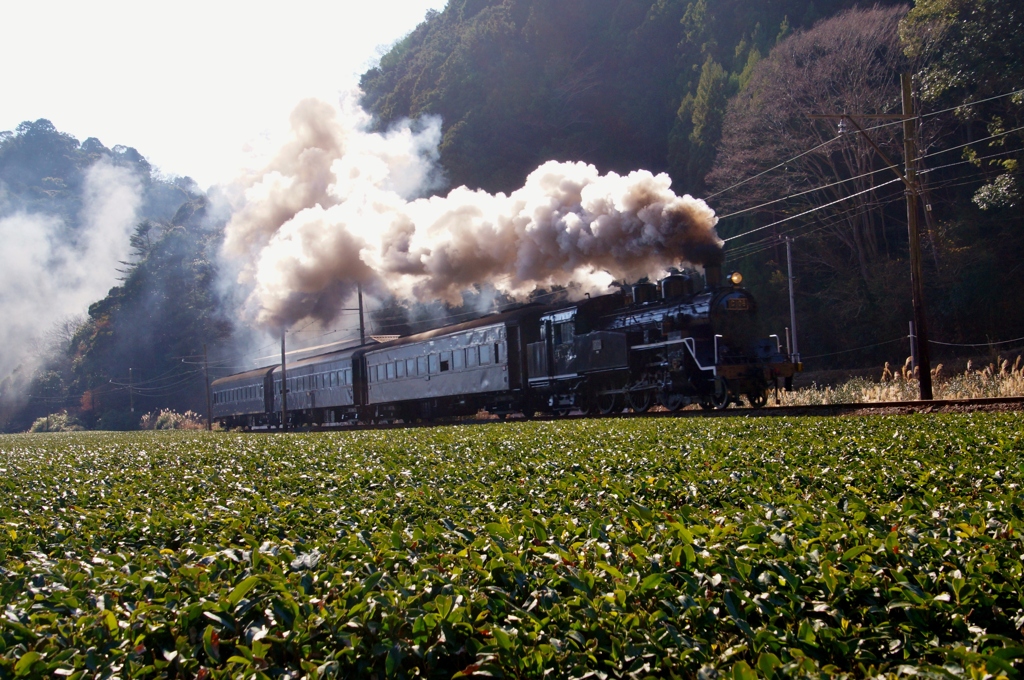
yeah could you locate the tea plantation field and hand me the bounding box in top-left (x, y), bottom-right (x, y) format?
top-left (1, 415), bottom-right (1023, 679)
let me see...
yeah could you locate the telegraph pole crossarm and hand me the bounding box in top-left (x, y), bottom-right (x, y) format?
top-left (809, 113), bottom-right (915, 194)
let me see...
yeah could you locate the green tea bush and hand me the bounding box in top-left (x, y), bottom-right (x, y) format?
top-left (1, 416), bottom-right (1022, 678)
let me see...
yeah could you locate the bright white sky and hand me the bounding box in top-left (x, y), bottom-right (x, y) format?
top-left (1, 0), bottom-right (449, 189)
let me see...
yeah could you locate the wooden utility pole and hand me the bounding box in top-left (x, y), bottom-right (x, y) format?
top-left (785, 236), bottom-right (800, 363)
top-left (129, 368), bottom-right (134, 413)
top-left (280, 330), bottom-right (288, 432)
top-left (203, 344), bottom-right (212, 431)
top-left (901, 73), bottom-right (933, 400)
top-left (810, 73), bottom-right (932, 399)
top-left (357, 284), bottom-right (366, 345)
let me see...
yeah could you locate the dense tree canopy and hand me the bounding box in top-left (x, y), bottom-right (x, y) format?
top-left (0, 119), bottom-right (198, 224)
top-left (360, 0), bottom-right (899, 195)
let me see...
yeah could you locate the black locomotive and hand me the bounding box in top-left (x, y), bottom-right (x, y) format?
top-left (211, 266), bottom-right (799, 428)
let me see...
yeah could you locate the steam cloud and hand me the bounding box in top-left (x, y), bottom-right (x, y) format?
top-left (223, 94), bottom-right (722, 329)
top-left (0, 160), bottom-right (143, 380)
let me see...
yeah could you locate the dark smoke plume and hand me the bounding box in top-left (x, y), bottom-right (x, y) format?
top-left (223, 95), bottom-right (722, 328)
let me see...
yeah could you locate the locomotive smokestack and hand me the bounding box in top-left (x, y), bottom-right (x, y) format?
top-left (222, 95), bottom-right (724, 329)
top-left (704, 264), bottom-right (722, 289)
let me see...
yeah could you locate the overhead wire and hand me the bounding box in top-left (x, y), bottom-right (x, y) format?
top-left (726, 143), bottom-right (1023, 261)
top-left (716, 125), bottom-right (1024, 233)
top-left (800, 337), bottom-right (908, 361)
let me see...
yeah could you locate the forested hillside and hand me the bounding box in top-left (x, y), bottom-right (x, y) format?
top-left (363, 0), bottom-right (1023, 367)
top-left (360, 0), bottom-right (901, 195)
top-left (0, 121), bottom-right (227, 431)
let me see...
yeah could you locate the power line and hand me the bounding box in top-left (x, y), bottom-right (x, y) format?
top-left (930, 335), bottom-right (1024, 348)
top-left (716, 126), bottom-right (1024, 226)
top-left (800, 337), bottom-right (907, 360)
top-left (921, 87), bottom-right (1024, 121)
top-left (723, 177), bottom-right (903, 243)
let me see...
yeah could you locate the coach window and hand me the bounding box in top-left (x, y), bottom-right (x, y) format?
top-left (467, 346), bottom-right (478, 367)
top-left (387, 362), bottom-right (396, 380)
top-left (440, 351), bottom-right (452, 372)
top-left (429, 354), bottom-right (440, 374)
top-left (405, 358), bottom-right (415, 376)
top-left (344, 368), bottom-right (352, 385)
top-left (417, 356), bottom-right (427, 375)
top-left (480, 343), bottom-right (493, 365)
top-left (453, 348), bottom-right (465, 370)
top-left (495, 343), bottom-right (502, 363)
top-left (396, 360), bottom-right (405, 378)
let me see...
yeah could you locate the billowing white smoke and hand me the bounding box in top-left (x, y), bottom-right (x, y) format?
top-left (223, 94), bottom-right (722, 330)
top-left (0, 160), bottom-right (142, 380)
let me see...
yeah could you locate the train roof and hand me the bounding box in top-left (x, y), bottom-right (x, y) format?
top-left (211, 365), bottom-right (276, 388)
top-left (277, 345), bottom-right (368, 371)
top-left (357, 303), bottom-right (552, 355)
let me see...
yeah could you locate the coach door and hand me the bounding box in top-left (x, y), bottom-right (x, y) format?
top-left (507, 324), bottom-right (522, 389)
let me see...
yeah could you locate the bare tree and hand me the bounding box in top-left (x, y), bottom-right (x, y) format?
top-left (708, 5), bottom-right (913, 284)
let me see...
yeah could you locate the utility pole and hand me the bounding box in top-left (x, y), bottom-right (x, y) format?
top-left (810, 73), bottom-right (932, 399)
top-left (280, 330), bottom-right (288, 432)
top-left (129, 368), bottom-right (134, 413)
top-left (203, 344), bottom-right (212, 431)
top-left (785, 236), bottom-right (800, 363)
top-left (357, 283), bottom-right (366, 345)
top-left (902, 73), bottom-right (933, 399)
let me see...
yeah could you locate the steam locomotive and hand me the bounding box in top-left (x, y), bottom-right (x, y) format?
top-left (210, 266), bottom-right (800, 428)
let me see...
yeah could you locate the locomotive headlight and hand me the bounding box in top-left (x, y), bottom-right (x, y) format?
top-left (729, 271), bottom-right (743, 286)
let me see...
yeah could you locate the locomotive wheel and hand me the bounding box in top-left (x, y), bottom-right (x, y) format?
top-left (747, 389), bottom-right (768, 409)
top-left (597, 392), bottom-right (623, 415)
top-left (659, 391), bottom-right (686, 412)
top-left (711, 377), bottom-right (730, 410)
top-left (627, 388), bottom-right (653, 413)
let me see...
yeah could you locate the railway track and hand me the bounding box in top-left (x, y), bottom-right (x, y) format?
top-left (258, 395), bottom-right (1024, 432)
